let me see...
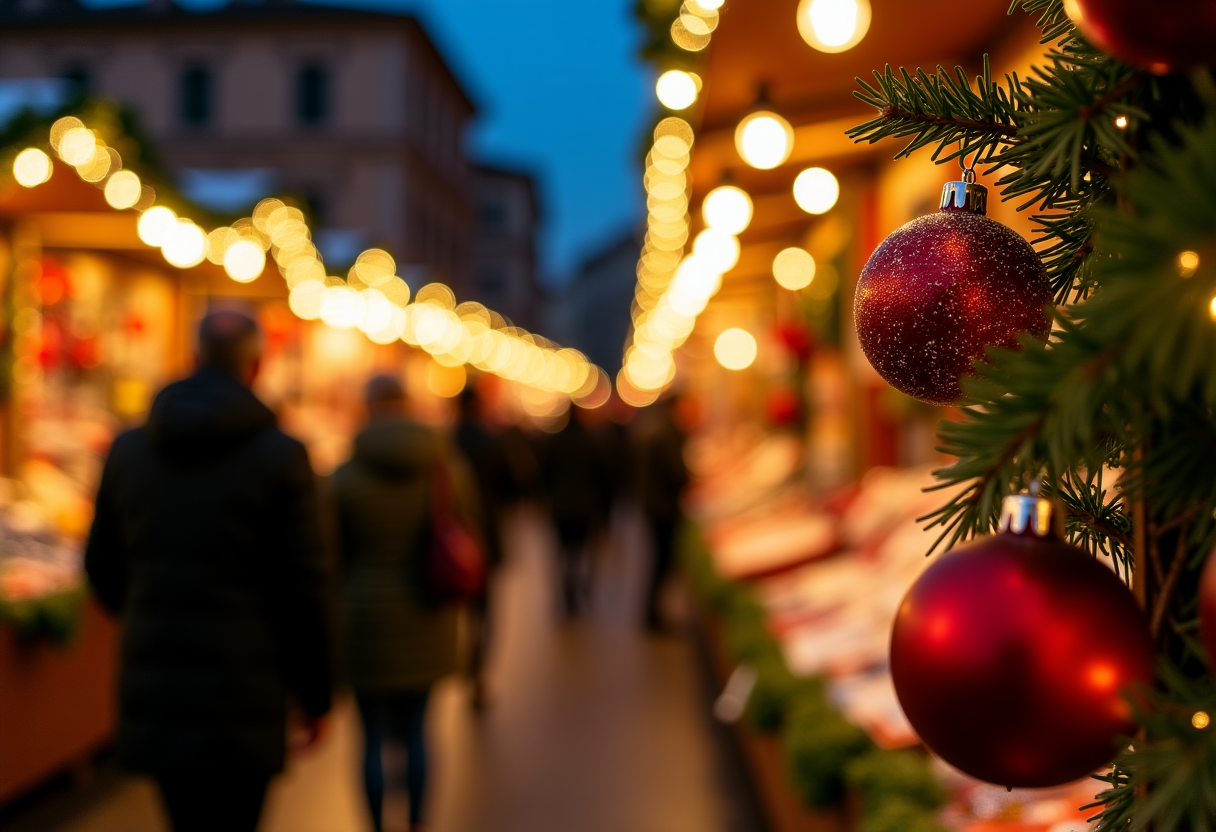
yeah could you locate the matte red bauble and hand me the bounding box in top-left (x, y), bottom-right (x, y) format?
top-left (854, 180), bottom-right (1052, 406)
top-left (890, 494), bottom-right (1155, 787)
top-left (1068, 0), bottom-right (1216, 74)
top-left (1199, 548), bottom-right (1216, 664)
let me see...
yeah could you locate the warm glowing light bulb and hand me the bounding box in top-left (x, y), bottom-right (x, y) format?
top-left (1209, 295), bottom-right (1216, 322)
top-left (426, 361), bottom-right (467, 398)
top-left (162, 220), bottom-right (206, 268)
top-left (223, 239), bottom-right (266, 283)
top-left (693, 228), bottom-right (740, 272)
top-left (689, 0), bottom-right (724, 9)
top-left (796, 0), bottom-right (871, 53)
top-left (735, 111), bottom-right (793, 170)
top-left (1178, 250), bottom-right (1200, 277)
top-left (289, 280), bottom-right (327, 320)
top-left (714, 328), bottom-right (757, 370)
top-left (702, 185), bottom-right (753, 235)
top-left (793, 167), bottom-right (840, 214)
top-left (57, 127), bottom-right (97, 166)
top-left (137, 206), bottom-right (178, 247)
top-left (1115, 115), bottom-right (1128, 129)
top-left (320, 285), bottom-right (366, 330)
top-left (1194, 711), bottom-right (1211, 729)
top-left (104, 170), bottom-right (142, 209)
top-left (773, 248), bottom-right (817, 290)
top-left (13, 148), bottom-right (52, 187)
top-left (656, 70), bottom-right (698, 110)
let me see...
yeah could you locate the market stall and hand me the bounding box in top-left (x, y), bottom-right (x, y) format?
top-left (683, 430), bottom-right (1102, 832)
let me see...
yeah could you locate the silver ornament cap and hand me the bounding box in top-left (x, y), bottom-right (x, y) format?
top-left (998, 493), bottom-right (1059, 538)
top-left (940, 180), bottom-right (988, 215)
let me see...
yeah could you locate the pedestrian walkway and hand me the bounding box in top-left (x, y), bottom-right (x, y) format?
top-left (15, 508), bottom-right (759, 832)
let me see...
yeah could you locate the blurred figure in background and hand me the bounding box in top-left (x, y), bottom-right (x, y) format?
top-left (632, 393), bottom-right (690, 631)
top-left (332, 374), bottom-right (476, 832)
top-left (84, 310), bottom-right (334, 832)
top-left (454, 384), bottom-right (515, 710)
top-left (541, 405), bottom-right (613, 615)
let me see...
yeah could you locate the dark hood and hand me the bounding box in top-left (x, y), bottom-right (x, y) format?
top-left (352, 418), bottom-right (439, 479)
top-left (143, 370), bottom-right (276, 462)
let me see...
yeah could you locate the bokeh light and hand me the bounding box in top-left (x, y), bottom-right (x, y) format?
top-left (793, 167), bottom-right (840, 214)
top-left (796, 0), bottom-right (871, 53)
top-left (426, 361), bottom-right (467, 398)
top-left (162, 220), bottom-right (207, 268)
top-left (735, 111), bottom-right (794, 170)
top-left (137, 206), bottom-right (178, 247)
top-left (773, 248), bottom-right (817, 290)
top-left (702, 186), bottom-right (753, 235)
top-left (656, 70), bottom-right (699, 110)
top-left (104, 170), bottom-right (142, 209)
top-left (289, 280), bottom-right (327, 320)
top-left (714, 328), bottom-right (758, 370)
top-left (1178, 250), bottom-right (1200, 277)
top-left (692, 228), bottom-right (741, 273)
top-left (57, 127), bottom-right (96, 166)
top-left (670, 16), bottom-right (712, 51)
top-left (320, 284), bottom-right (366, 329)
top-left (223, 239), bottom-right (267, 283)
top-left (13, 148), bottom-right (52, 187)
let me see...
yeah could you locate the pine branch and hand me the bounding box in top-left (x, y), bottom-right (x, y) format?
top-left (848, 57), bottom-right (1021, 164)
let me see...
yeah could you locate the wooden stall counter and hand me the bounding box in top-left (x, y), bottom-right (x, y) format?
top-left (0, 599), bottom-right (117, 806)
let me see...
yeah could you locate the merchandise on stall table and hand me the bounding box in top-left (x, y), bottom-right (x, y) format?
top-left (686, 432), bottom-right (803, 522)
top-left (711, 513), bottom-right (838, 580)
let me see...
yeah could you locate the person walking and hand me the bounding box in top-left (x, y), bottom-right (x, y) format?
top-left (540, 406), bottom-right (614, 615)
top-left (632, 394), bottom-right (690, 631)
top-left (84, 309), bottom-right (335, 832)
top-left (332, 374), bottom-right (475, 832)
top-left (454, 385), bottom-right (514, 710)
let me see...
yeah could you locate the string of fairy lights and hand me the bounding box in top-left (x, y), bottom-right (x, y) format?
top-left (619, 0), bottom-right (868, 405)
top-left (11, 116), bottom-right (608, 409)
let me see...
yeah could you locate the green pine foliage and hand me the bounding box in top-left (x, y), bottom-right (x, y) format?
top-left (851, 2), bottom-right (1216, 829)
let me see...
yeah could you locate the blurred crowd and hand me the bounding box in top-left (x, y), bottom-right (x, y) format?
top-left (83, 310), bottom-right (690, 832)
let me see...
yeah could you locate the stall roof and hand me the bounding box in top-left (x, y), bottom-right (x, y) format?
top-left (689, 0), bottom-right (1039, 194)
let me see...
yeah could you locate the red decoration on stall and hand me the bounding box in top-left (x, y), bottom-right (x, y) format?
top-left (774, 320), bottom-right (815, 363)
top-left (765, 388), bottom-right (800, 426)
top-left (854, 178), bottom-right (1052, 406)
top-left (890, 493), bottom-right (1154, 787)
top-left (1068, 0), bottom-right (1216, 75)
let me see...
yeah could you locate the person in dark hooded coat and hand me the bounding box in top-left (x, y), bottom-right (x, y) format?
top-left (84, 310), bottom-right (334, 832)
top-left (331, 374), bottom-right (477, 832)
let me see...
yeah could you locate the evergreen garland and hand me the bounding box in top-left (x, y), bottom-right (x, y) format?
top-left (850, 2), bottom-right (1216, 828)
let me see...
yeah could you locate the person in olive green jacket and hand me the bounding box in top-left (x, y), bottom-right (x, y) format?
top-left (331, 374), bottom-right (475, 832)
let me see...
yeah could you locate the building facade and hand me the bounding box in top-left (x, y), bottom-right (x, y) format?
top-left (469, 163), bottom-right (540, 331)
top-left (0, 0), bottom-right (477, 292)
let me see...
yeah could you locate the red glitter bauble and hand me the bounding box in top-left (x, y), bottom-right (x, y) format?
top-left (854, 182), bottom-right (1052, 406)
top-left (1199, 548), bottom-right (1216, 664)
top-left (890, 494), bottom-right (1155, 788)
top-left (1069, 0), bottom-right (1216, 74)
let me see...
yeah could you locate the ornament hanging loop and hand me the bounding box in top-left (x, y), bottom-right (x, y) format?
top-left (957, 146), bottom-right (978, 184)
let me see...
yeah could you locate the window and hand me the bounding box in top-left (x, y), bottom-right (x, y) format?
top-left (62, 66), bottom-right (91, 97)
top-left (180, 66), bottom-right (212, 127)
top-left (480, 200), bottom-right (507, 234)
top-left (297, 64), bottom-right (328, 126)
top-left (478, 265), bottom-right (506, 298)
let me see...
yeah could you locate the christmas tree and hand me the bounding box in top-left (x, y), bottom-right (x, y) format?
top-left (849, 1), bottom-right (1216, 827)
